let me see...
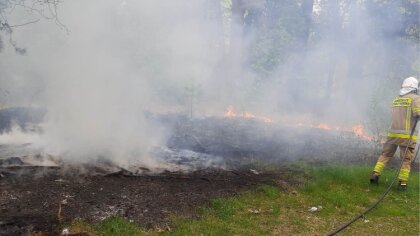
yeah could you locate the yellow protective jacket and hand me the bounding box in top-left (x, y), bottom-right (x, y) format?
top-left (386, 93), bottom-right (420, 147)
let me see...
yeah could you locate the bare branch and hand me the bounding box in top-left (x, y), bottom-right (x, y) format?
top-left (0, 0), bottom-right (67, 53)
top-left (8, 18), bottom-right (39, 27)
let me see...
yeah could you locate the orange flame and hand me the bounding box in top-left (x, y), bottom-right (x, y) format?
top-left (223, 105), bottom-right (374, 141)
top-left (350, 125), bottom-right (373, 141)
top-left (315, 123), bottom-right (331, 130)
top-left (224, 105), bottom-right (274, 123)
top-left (225, 105), bottom-right (235, 117)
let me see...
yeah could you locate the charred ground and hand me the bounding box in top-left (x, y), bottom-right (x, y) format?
top-left (0, 112), bottom-right (389, 235)
top-left (0, 166), bottom-right (302, 235)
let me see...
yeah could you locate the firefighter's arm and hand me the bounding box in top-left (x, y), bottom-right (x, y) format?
top-left (413, 97), bottom-right (420, 118)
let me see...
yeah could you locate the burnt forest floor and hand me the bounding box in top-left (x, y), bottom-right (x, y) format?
top-left (0, 162), bottom-right (305, 236)
top-left (1, 163), bottom-right (419, 236)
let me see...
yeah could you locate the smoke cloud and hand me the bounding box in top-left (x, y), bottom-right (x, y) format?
top-left (0, 0), bottom-right (418, 167)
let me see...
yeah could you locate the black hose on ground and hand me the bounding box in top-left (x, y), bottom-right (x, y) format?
top-left (413, 142), bottom-right (420, 163)
top-left (326, 120), bottom-right (418, 236)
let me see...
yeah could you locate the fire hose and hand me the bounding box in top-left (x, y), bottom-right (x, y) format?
top-left (326, 120), bottom-right (418, 236)
top-left (413, 141), bottom-right (420, 163)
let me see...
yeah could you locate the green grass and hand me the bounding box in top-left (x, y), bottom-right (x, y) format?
top-left (68, 165), bottom-right (420, 236)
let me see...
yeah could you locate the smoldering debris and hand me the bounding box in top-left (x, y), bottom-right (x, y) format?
top-left (165, 115), bottom-right (379, 164)
top-left (0, 107), bottom-right (45, 133)
top-left (153, 147), bottom-right (226, 171)
top-left (0, 156), bottom-right (25, 166)
top-left (0, 112), bottom-right (380, 177)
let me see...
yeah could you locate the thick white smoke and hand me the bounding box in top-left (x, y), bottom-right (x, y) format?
top-left (0, 0), bottom-right (418, 167)
top-left (0, 0), bottom-right (227, 167)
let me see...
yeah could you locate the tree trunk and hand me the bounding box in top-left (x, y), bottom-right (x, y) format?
top-left (227, 0), bottom-right (246, 105)
top-left (301, 0), bottom-right (314, 46)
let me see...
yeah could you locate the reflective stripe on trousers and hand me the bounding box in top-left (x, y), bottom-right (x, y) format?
top-left (398, 168), bottom-right (410, 181)
top-left (373, 161), bottom-right (385, 174)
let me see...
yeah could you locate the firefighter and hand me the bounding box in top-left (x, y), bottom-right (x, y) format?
top-left (370, 77), bottom-right (420, 191)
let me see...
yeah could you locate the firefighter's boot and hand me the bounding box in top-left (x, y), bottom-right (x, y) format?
top-left (370, 172), bottom-right (380, 185)
top-left (397, 181), bottom-right (408, 191)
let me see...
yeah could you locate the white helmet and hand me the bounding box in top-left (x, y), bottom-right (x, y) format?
top-left (402, 77), bottom-right (419, 89)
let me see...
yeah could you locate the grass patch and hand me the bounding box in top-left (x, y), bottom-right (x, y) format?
top-left (68, 165), bottom-right (419, 235)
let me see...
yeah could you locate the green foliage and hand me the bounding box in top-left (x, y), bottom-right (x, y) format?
top-left (68, 216), bottom-right (147, 236)
top-left (98, 216), bottom-right (146, 236)
top-left (366, 0), bottom-right (419, 43)
top-left (250, 26), bottom-right (294, 77)
top-left (304, 165), bottom-right (420, 217)
top-left (256, 185), bottom-right (280, 198)
top-left (246, 0), bottom-right (308, 78)
top-left (208, 198), bottom-right (239, 220)
top-left (173, 165), bottom-right (419, 235)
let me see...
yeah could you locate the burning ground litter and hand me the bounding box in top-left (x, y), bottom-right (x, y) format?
top-left (0, 111), bottom-right (383, 234)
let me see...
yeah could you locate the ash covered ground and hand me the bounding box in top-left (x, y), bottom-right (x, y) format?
top-left (0, 110), bottom-right (382, 235)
